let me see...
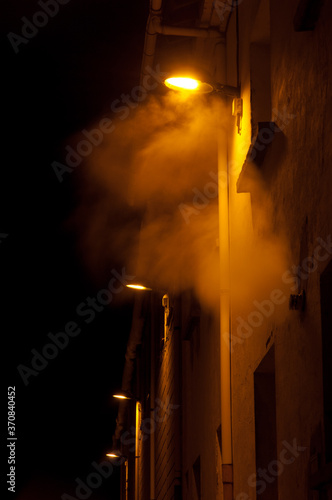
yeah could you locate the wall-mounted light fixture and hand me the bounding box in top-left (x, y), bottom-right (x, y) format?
top-left (163, 72), bottom-right (243, 132)
top-left (106, 450), bottom-right (140, 460)
top-left (106, 450), bottom-right (125, 459)
top-left (126, 282), bottom-right (168, 294)
top-left (113, 390), bottom-right (139, 401)
top-left (126, 284), bottom-right (152, 291)
top-left (164, 75), bottom-right (240, 98)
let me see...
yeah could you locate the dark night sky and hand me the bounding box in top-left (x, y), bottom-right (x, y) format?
top-left (2, 1), bottom-right (149, 498)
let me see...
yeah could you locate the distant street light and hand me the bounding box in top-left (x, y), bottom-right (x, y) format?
top-left (106, 450), bottom-right (124, 458)
top-left (113, 390), bottom-right (138, 401)
top-left (126, 284), bottom-right (152, 291)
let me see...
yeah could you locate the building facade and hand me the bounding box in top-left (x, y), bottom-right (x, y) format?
top-left (111, 1), bottom-right (332, 499)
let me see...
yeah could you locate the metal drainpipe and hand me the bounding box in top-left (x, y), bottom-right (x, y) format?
top-left (140, 1), bottom-right (162, 84)
top-left (135, 400), bottom-right (141, 500)
top-left (150, 293), bottom-right (156, 500)
top-left (125, 459), bottom-right (129, 500)
top-left (218, 128), bottom-right (233, 499)
top-left (219, 5), bottom-right (241, 497)
top-left (140, 1), bottom-right (224, 85)
top-left (152, 16), bottom-right (224, 38)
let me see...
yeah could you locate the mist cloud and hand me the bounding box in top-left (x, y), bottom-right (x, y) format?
top-left (70, 91), bottom-right (291, 317)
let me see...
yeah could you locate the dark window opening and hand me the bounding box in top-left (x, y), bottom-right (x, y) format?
top-left (293, 0), bottom-right (324, 31)
top-left (320, 259), bottom-right (332, 463)
top-left (254, 345), bottom-right (278, 500)
top-left (193, 455), bottom-right (201, 500)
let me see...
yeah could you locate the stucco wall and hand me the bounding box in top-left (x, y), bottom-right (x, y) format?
top-left (229, 0), bottom-right (332, 498)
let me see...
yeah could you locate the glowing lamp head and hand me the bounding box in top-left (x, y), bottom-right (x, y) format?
top-left (164, 76), bottom-right (214, 94)
top-left (164, 77), bottom-right (199, 91)
top-left (106, 450), bottom-right (127, 463)
top-left (113, 394), bottom-right (130, 400)
top-left (126, 284), bottom-right (152, 291)
top-left (113, 390), bottom-right (138, 401)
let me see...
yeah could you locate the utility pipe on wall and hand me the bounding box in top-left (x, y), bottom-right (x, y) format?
top-left (150, 294), bottom-right (156, 500)
top-left (152, 16), bottom-right (224, 38)
top-left (218, 128), bottom-right (232, 467)
top-left (140, 1), bottom-right (224, 85)
top-left (135, 400), bottom-right (141, 500)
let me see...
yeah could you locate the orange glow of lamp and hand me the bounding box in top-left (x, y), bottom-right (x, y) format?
top-left (106, 452), bottom-right (120, 458)
top-left (106, 451), bottom-right (128, 462)
top-left (113, 393), bottom-right (130, 400)
top-left (126, 284), bottom-right (152, 291)
top-left (164, 76), bottom-right (214, 94)
top-left (164, 74), bottom-right (240, 99)
top-left (113, 390), bottom-right (138, 401)
top-left (164, 73), bottom-right (242, 130)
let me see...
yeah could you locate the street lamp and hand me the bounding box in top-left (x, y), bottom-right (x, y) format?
top-left (112, 390), bottom-right (139, 401)
top-left (164, 76), bottom-right (213, 93)
top-left (126, 283), bottom-right (170, 344)
top-left (106, 450), bottom-right (125, 459)
top-left (164, 75), bottom-right (240, 98)
top-left (126, 284), bottom-right (152, 291)
top-left (106, 450), bottom-right (128, 500)
top-left (163, 72), bottom-right (243, 132)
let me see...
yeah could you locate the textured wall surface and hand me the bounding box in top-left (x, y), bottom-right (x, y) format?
top-left (155, 301), bottom-right (181, 500)
top-left (181, 294), bottom-right (221, 500)
top-left (229, 0), bottom-right (332, 498)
